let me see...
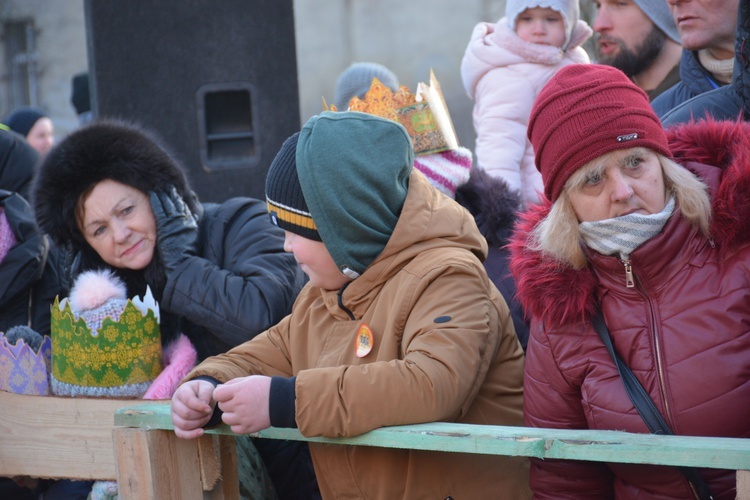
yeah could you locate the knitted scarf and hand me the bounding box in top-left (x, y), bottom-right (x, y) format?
top-left (579, 197), bottom-right (675, 259)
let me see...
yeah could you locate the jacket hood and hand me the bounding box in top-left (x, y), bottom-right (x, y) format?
top-left (333, 171), bottom-right (488, 317)
top-left (0, 129), bottom-right (39, 199)
top-left (31, 119), bottom-right (199, 252)
top-left (461, 18), bottom-right (591, 99)
top-left (509, 119), bottom-right (750, 328)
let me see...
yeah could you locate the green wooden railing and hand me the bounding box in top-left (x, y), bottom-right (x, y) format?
top-left (116, 402), bottom-right (750, 472)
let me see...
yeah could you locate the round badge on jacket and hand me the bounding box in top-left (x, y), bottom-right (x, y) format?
top-left (355, 323), bottom-right (374, 358)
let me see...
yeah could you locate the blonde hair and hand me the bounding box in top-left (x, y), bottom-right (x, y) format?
top-left (529, 149), bottom-right (711, 269)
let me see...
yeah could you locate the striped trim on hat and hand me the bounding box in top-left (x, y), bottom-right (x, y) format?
top-left (265, 132), bottom-right (322, 241)
top-left (413, 147), bottom-right (472, 198)
top-left (266, 198), bottom-right (318, 234)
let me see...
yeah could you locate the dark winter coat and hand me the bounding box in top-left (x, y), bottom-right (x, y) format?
top-left (651, 50), bottom-right (725, 119)
top-left (0, 190), bottom-right (64, 335)
top-left (509, 120), bottom-right (750, 499)
top-left (455, 167), bottom-right (529, 350)
top-left (162, 196), bottom-right (305, 360)
top-left (661, 0), bottom-right (750, 126)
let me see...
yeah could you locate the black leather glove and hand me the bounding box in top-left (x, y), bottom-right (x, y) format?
top-left (150, 186), bottom-right (199, 275)
top-left (57, 242), bottom-right (82, 294)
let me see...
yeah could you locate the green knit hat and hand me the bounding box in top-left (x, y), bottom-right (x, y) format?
top-left (296, 111), bottom-right (412, 278)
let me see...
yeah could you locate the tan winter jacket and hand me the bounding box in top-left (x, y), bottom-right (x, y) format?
top-left (188, 171), bottom-right (529, 499)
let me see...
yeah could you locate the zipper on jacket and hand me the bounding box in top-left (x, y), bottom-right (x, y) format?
top-left (621, 258), bottom-right (635, 288)
top-left (628, 267), bottom-right (673, 427)
top-left (645, 294), bottom-right (671, 425)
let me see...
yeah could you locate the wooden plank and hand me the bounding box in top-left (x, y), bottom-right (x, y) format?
top-left (199, 434), bottom-right (222, 491)
top-left (114, 427), bottom-right (205, 500)
top-left (0, 391), bottom-right (162, 480)
top-left (203, 435), bottom-right (239, 500)
top-left (738, 470), bottom-right (750, 500)
top-left (115, 402), bottom-right (750, 471)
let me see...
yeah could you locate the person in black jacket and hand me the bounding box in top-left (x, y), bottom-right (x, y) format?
top-left (0, 190), bottom-right (63, 335)
top-left (31, 119), bottom-right (314, 500)
top-left (661, 0), bottom-right (749, 126)
top-left (0, 128), bottom-right (40, 200)
top-left (0, 161), bottom-right (69, 500)
top-left (0, 128), bottom-right (82, 500)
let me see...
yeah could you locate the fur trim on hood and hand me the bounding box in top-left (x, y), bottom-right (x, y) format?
top-left (509, 119), bottom-right (750, 329)
top-left (31, 119), bottom-right (199, 252)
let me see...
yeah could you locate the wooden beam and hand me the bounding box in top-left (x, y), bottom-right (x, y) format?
top-left (115, 402), bottom-right (750, 471)
top-left (204, 435), bottom-right (239, 500)
top-left (738, 470), bottom-right (750, 500)
top-left (113, 428), bottom-right (238, 500)
top-left (0, 391), bottom-right (162, 480)
top-left (114, 427), bottom-right (204, 499)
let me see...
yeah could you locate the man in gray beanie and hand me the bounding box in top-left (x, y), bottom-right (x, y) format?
top-left (593, 0), bottom-right (682, 101)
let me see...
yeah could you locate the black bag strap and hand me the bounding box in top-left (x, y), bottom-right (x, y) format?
top-left (592, 307), bottom-right (713, 500)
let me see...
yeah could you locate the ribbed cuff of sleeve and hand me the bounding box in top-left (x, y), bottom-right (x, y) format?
top-left (268, 376), bottom-right (297, 428)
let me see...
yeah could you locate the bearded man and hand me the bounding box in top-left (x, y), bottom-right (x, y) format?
top-left (593, 0), bottom-right (682, 101)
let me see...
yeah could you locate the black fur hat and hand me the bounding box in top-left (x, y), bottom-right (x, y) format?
top-left (32, 119), bottom-right (199, 252)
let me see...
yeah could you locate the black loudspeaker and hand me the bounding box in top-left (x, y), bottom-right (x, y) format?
top-left (83, 0), bottom-right (300, 202)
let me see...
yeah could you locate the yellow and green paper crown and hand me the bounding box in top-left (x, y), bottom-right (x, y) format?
top-left (50, 273), bottom-right (163, 398)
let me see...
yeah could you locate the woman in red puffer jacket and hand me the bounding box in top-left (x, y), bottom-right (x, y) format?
top-left (510, 64), bottom-right (750, 499)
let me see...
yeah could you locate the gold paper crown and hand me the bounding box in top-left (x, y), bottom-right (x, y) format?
top-left (50, 287), bottom-right (163, 397)
top-left (324, 69), bottom-right (459, 155)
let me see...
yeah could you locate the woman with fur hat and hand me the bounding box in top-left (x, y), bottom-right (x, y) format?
top-left (510, 64), bottom-right (750, 498)
top-left (32, 120), bottom-right (304, 360)
top-left (31, 119), bottom-right (312, 499)
top-left (461, 0), bottom-right (591, 208)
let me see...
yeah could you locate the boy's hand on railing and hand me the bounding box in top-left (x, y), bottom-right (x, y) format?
top-left (213, 375), bottom-right (272, 435)
top-left (171, 379), bottom-right (216, 439)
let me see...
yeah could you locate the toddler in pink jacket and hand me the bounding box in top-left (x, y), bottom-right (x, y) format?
top-left (461, 0), bottom-right (591, 207)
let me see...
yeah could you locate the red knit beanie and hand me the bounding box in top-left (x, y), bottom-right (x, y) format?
top-left (528, 64), bottom-right (671, 202)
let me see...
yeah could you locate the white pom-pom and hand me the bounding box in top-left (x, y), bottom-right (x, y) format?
top-left (69, 270), bottom-right (127, 312)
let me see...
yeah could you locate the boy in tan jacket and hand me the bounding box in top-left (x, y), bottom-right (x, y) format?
top-left (171, 111), bottom-right (529, 499)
